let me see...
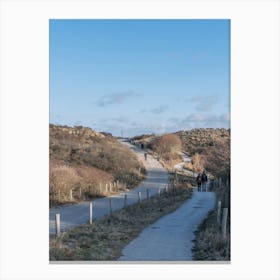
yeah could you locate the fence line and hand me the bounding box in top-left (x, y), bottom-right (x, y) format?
top-left (124, 194), bottom-right (127, 207)
top-left (217, 200), bottom-right (222, 223)
top-left (221, 208), bottom-right (228, 239)
top-left (109, 198), bottom-right (113, 216)
top-left (50, 179), bottom-right (151, 204)
top-left (55, 213), bottom-right (60, 237)
top-left (52, 175), bottom-right (198, 238)
top-left (214, 177), bottom-right (230, 241)
top-left (89, 202), bottom-right (93, 225)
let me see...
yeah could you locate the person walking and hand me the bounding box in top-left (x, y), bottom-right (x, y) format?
top-left (201, 170), bottom-right (208, 191)
top-left (144, 152), bottom-right (147, 161)
top-left (196, 173), bottom-right (202, 192)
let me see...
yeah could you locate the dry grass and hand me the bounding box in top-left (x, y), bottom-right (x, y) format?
top-left (131, 134), bottom-right (183, 170)
top-left (176, 129), bottom-right (230, 261)
top-left (49, 125), bottom-right (146, 206)
top-left (192, 178), bottom-right (230, 261)
top-left (49, 162), bottom-right (145, 207)
top-left (183, 161), bottom-right (194, 171)
top-left (50, 125), bottom-right (143, 177)
top-left (49, 184), bottom-right (194, 261)
top-left (131, 129), bottom-right (231, 261)
top-left (49, 162), bottom-right (116, 206)
top-left (176, 128), bottom-right (230, 180)
top-left (192, 209), bottom-right (230, 261)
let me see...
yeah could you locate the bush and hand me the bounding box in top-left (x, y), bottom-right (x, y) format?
top-left (153, 134), bottom-right (182, 156)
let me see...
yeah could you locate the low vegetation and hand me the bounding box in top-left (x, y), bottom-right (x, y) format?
top-left (49, 125), bottom-right (230, 261)
top-left (176, 129), bottom-right (230, 261)
top-left (49, 125), bottom-right (145, 206)
top-left (131, 128), bottom-right (230, 261)
top-left (131, 133), bottom-right (183, 169)
top-left (50, 180), bottom-right (194, 261)
top-left (192, 209), bottom-right (230, 261)
top-left (152, 134), bottom-right (182, 167)
top-left (132, 128), bottom-right (230, 178)
top-left (176, 128), bottom-right (230, 180)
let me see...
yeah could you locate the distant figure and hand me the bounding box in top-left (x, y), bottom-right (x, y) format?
top-left (141, 143), bottom-right (144, 149)
top-left (196, 173), bottom-right (202, 192)
top-left (144, 152), bottom-right (147, 161)
top-left (201, 171), bottom-right (208, 191)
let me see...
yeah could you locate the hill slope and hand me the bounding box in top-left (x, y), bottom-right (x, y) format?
top-left (49, 125), bottom-right (145, 206)
top-left (176, 128), bottom-right (230, 179)
top-left (132, 128), bottom-right (230, 179)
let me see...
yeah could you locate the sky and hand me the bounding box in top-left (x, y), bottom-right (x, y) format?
top-left (50, 19), bottom-right (230, 137)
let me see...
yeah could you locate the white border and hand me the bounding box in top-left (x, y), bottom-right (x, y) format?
top-left (0, 0), bottom-right (279, 279)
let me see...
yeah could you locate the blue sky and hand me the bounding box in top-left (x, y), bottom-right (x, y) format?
top-left (50, 19), bottom-right (230, 137)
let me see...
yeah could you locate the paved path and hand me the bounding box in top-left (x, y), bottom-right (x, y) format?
top-left (174, 152), bottom-right (197, 177)
top-left (118, 183), bottom-right (216, 261)
top-left (49, 141), bottom-right (169, 235)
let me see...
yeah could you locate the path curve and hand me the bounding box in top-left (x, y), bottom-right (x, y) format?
top-left (174, 152), bottom-right (197, 177)
top-left (49, 141), bottom-right (169, 235)
top-left (118, 182), bottom-right (216, 261)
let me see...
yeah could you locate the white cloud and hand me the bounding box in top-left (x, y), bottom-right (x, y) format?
top-left (151, 105), bottom-right (169, 114)
top-left (188, 95), bottom-right (218, 111)
top-left (94, 90), bottom-right (139, 107)
top-left (175, 113), bottom-right (230, 129)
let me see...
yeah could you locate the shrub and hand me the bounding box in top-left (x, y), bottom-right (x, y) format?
top-left (152, 134), bottom-right (182, 162)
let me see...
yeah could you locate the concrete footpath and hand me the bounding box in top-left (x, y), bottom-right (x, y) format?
top-left (118, 184), bottom-right (216, 261)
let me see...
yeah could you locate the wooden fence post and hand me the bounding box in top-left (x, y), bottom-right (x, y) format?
top-left (221, 208), bottom-right (228, 239)
top-left (69, 189), bottom-right (73, 201)
top-left (99, 183), bottom-right (102, 194)
top-left (124, 194), bottom-right (127, 207)
top-left (89, 202), bottom-right (93, 225)
top-left (55, 213), bottom-right (60, 237)
top-left (138, 192), bottom-right (141, 204)
top-left (58, 189), bottom-right (60, 202)
top-left (79, 187), bottom-right (82, 198)
top-left (109, 198), bottom-right (113, 216)
top-left (146, 189), bottom-right (150, 200)
top-left (105, 184), bottom-right (108, 193)
top-left (217, 201), bottom-right (222, 223)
